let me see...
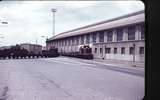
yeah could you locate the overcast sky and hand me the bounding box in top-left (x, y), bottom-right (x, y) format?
top-left (0, 1), bottom-right (144, 46)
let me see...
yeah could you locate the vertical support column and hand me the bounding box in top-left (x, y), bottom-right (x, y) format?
top-left (135, 25), bottom-right (140, 40)
top-left (67, 39), bottom-right (69, 52)
top-left (113, 30), bottom-right (117, 42)
top-left (104, 31), bottom-right (107, 43)
top-left (96, 32), bottom-right (99, 43)
top-left (66, 39), bottom-right (68, 52)
top-left (84, 35), bottom-right (86, 45)
top-left (69, 39), bottom-right (71, 52)
top-left (90, 33), bottom-right (93, 43)
top-left (78, 36), bottom-right (81, 45)
top-left (62, 40), bottom-right (64, 52)
top-left (123, 28), bottom-right (128, 41)
top-left (79, 36), bottom-right (81, 45)
top-left (89, 33), bottom-right (94, 54)
top-left (64, 40), bottom-right (66, 53)
top-left (70, 38), bottom-right (72, 52)
top-left (77, 36), bottom-right (80, 52)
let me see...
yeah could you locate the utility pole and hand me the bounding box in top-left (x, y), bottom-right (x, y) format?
top-left (51, 9), bottom-right (57, 36)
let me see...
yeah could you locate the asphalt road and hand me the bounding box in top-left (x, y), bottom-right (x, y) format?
top-left (0, 57), bottom-right (144, 100)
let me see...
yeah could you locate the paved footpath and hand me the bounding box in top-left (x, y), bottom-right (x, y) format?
top-left (56, 56), bottom-right (145, 76)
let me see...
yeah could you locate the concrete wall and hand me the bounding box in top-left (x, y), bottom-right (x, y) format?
top-left (92, 41), bottom-right (145, 62)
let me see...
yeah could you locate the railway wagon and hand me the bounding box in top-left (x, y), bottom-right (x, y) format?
top-left (0, 45), bottom-right (59, 60)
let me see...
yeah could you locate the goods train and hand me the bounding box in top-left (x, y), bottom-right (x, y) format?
top-left (0, 45), bottom-right (93, 60)
top-left (0, 45), bottom-right (59, 60)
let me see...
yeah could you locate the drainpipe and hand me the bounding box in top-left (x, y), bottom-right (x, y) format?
top-left (133, 43), bottom-right (135, 62)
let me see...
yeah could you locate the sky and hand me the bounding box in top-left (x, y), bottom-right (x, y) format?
top-left (0, 1), bottom-right (144, 46)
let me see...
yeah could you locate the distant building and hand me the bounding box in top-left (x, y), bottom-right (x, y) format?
top-left (0, 46), bottom-right (11, 50)
top-left (46, 10), bottom-right (145, 62)
top-left (42, 46), bottom-right (47, 50)
top-left (20, 43), bottom-right (42, 54)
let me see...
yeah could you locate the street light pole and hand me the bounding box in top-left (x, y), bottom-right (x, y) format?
top-left (51, 9), bottom-right (57, 36)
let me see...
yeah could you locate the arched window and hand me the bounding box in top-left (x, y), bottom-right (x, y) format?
top-left (117, 28), bottom-right (123, 41)
top-left (86, 34), bottom-right (90, 43)
top-left (107, 31), bottom-right (113, 42)
top-left (99, 31), bottom-right (104, 42)
top-left (114, 48), bottom-right (117, 54)
top-left (128, 26), bottom-right (135, 40)
top-left (92, 33), bottom-right (97, 43)
top-left (121, 47), bottom-right (125, 54)
top-left (139, 47), bottom-right (144, 54)
top-left (81, 35), bottom-right (84, 44)
top-left (129, 47), bottom-right (134, 55)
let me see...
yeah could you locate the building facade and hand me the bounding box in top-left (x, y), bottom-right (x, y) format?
top-left (46, 10), bottom-right (145, 62)
top-left (20, 43), bottom-right (42, 54)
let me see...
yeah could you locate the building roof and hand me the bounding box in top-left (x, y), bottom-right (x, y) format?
top-left (47, 10), bottom-right (144, 42)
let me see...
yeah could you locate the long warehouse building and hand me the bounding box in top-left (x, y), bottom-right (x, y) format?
top-left (46, 10), bottom-right (145, 62)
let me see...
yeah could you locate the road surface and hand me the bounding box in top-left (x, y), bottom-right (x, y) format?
top-left (0, 57), bottom-right (144, 100)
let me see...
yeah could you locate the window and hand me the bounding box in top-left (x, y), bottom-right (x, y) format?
top-left (65, 40), bottom-right (67, 46)
top-left (60, 41), bottom-right (62, 46)
top-left (71, 38), bottom-right (74, 46)
top-left (114, 48), bottom-right (117, 54)
top-left (100, 48), bottom-right (103, 53)
top-left (141, 24), bottom-right (145, 40)
top-left (63, 40), bottom-right (65, 46)
top-left (139, 47), bottom-right (144, 54)
top-left (128, 26), bottom-right (135, 40)
top-left (61, 41), bottom-right (63, 46)
top-left (99, 32), bottom-right (104, 42)
top-left (129, 47), bottom-right (134, 55)
top-left (59, 41), bottom-right (61, 46)
top-left (81, 35), bottom-right (84, 44)
top-left (76, 37), bottom-right (79, 45)
top-left (74, 38), bottom-right (76, 45)
top-left (117, 28), bottom-right (123, 41)
top-left (121, 47), bottom-right (125, 54)
top-left (92, 33), bottom-right (97, 43)
top-left (86, 34), bottom-right (90, 44)
top-left (95, 48), bottom-right (97, 53)
top-left (107, 31), bottom-right (113, 42)
top-left (105, 48), bottom-right (111, 54)
top-left (68, 39), bottom-right (71, 46)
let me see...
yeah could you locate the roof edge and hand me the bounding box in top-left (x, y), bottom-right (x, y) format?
top-left (48, 10), bottom-right (144, 41)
